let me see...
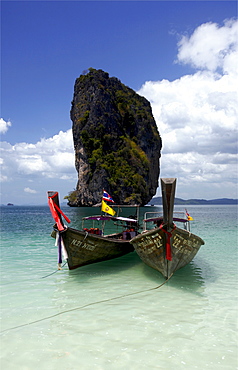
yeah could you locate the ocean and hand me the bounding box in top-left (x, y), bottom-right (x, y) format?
top-left (0, 204), bottom-right (237, 369)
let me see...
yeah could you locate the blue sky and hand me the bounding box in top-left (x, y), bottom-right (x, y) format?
top-left (1, 1), bottom-right (237, 205)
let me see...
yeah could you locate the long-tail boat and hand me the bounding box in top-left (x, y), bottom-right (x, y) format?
top-left (130, 178), bottom-right (205, 278)
top-left (47, 191), bottom-right (139, 270)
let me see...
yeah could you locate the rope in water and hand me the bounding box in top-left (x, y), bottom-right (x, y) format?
top-left (40, 262), bottom-right (67, 278)
top-left (1, 262), bottom-right (68, 286)
top-left (0, 272), bottom-right (173, 334)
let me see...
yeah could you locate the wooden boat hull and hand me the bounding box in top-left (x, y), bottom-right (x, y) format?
top-left (52, 227), bottom-right (135, 270)
top-left (130, 226), bottom-right (204, 278)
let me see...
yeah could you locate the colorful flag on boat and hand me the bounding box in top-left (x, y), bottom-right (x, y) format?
top-left (101, 200), bottom-right (116, 216)
top-left (102, 190), bottom-right (115, 203)
top-left (185, 209), bottom-right (194, 221)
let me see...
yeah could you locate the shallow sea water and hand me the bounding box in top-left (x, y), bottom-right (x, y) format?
top-left (0, 205), bottom-right (237, 369)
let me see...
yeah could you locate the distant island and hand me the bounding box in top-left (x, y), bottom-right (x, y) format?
top-left (148, 197), bottom-right (238, 205)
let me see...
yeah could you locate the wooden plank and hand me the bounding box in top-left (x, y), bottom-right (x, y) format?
top-left (160, 178), bottom-right (176, 230)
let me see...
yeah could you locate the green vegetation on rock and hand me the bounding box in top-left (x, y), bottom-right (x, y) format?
top-left (69, 68), bottom-right (162, 206)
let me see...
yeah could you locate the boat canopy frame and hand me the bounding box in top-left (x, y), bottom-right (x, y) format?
top-left (142, 211), bottom-right (191, 232)
top-left (82, 215), bottom-right (139, 236)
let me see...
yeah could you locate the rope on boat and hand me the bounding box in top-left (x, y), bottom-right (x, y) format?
top-left (0, 273), bottom-right (173, 334)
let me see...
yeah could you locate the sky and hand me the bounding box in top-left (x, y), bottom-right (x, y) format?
top-left (1, 0), bottom-right (237, 205)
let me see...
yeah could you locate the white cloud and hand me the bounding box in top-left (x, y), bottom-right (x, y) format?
top-left (24, 187), bottom-right (37, 194)
top-left (140, 72), bottom-right (237, 154)
top-left (138, 19), bottom-right (238, 199)
top-left (0, 174), bottom-right (8, 182)
top-left (176, 19), bottom-right (238, 74)
top-left (0, 129), bottom-right (77, 204)
top-left (0, 129), bottom-right (76, 181)
top-left (0, 118), bottom-right (11, 134)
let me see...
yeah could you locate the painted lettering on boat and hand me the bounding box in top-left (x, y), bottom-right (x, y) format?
top-left (134, 231), bottom-right (201, 256)
top-left (71, 238), bottom-right (96, 251)
top-left (134, 233), bottom-right (163, 254)
top-left (173, 234), bottom-right (200, 253)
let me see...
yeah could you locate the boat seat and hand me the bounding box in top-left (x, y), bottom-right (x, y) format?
top-left (84, 228), bottom-right (102, 235)
top-left (122, 230), bottom-right (136, 240)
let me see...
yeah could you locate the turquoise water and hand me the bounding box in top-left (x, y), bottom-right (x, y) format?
top-left (0, 205), bottom-right (237, 369)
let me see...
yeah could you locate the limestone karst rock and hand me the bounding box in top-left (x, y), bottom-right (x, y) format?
top-left (68, 68), bottom-right (162, 206)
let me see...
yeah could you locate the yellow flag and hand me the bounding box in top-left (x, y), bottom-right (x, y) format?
top-left (101, 200), bottom-right (116, 216)
top-left (185, 209), bottom-right (194, 221)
